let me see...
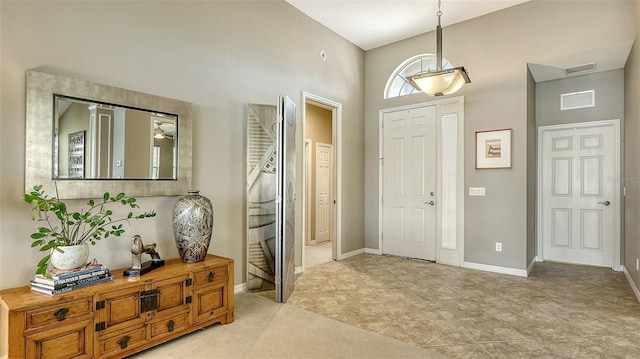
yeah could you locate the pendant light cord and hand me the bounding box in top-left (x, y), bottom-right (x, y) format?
top-left (436, 0), bottom-right (443, 70)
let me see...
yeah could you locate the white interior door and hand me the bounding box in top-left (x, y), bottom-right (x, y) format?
top-left (382, 106), bottom-right (437, 260)
top-left (540, 121), bottom-right (619, 268)
top-left (315, 143), bottom-right (332, 243)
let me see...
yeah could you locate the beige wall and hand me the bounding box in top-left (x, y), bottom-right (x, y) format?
top-left (364, 0), bottom-right (635, 270)
top-left (0, 1), bottom-right (365, 289)
top-left (154, 137), bottom-right (175, 179)
top-left (624, 0), bottom-right (640, 291)
top-left (124, 110), bottom-right (152, 178)
top-left (304, 104), bottom-right (332, 243)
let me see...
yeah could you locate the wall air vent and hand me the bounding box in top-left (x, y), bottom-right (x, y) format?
top-left (563, 62), bottom-right (596, 76)
top-left (561, 90), bottom-right (595, 111)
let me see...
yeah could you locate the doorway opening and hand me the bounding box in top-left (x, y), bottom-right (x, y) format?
top-left (301, 92), bottom-right (342, 271)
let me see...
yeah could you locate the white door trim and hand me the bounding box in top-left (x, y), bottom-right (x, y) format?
top-left (301, 92), bottom-right (342, 271)
top-left (378, 97), bottom-right (465, 266)
top-left (536, 119), bottom-right (621, 271)
top-left (304, 139), bottom-right (312, 246)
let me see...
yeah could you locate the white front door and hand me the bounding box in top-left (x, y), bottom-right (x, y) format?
top-left (382, 106), bottom-right (437, 260)
top-left (315, 143), bottom-right (332, 243)
top-left (540, 121), bottom-right (619, 268)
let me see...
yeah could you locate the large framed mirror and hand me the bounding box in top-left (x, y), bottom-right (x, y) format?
top-left (26, 69), bottom-right (193, 198)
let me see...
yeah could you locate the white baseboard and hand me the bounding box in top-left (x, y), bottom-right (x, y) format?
top-left (338, 248), bottom-right (365, 260)
top-left (527, 256), bottom-right (536, 275)
top-left (463, 261), bottom-right (528, 277)
top-left (234, 283), bottom-right (246, 294)
top-left (364, 248), bottom-right (381, 255)
top-left (622, 265), bottom-right (640, 303)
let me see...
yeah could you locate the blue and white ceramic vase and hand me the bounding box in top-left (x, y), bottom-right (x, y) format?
top-left (173, 190), bottom-right (213, 263)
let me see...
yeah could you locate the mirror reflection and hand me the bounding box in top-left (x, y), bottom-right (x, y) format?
top-left (53, 95), bottom-right (178, 180)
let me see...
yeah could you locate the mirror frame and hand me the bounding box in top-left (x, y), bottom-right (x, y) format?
top-left (26, 69), bottom-right (193, 198)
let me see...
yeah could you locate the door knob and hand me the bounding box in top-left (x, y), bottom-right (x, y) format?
top-left (598, 200), bottom-right (611, 206)
top-left (425, 201), bottom-right (435, 206)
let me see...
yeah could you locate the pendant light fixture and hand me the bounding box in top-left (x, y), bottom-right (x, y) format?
top-left (409, 0), bottom-right (470, 97)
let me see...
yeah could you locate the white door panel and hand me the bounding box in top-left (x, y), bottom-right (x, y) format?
top-left (541, 123), bottom-right (617, 267)
top-left (382, 106), bottom-right (436, 260)
top-left (315, 143), bottom-right (332, 243)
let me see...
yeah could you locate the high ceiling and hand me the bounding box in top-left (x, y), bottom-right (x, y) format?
top-left (286, 0), bottom-right (530, 51)
top-left (286, 0), bottom-right (632, 82)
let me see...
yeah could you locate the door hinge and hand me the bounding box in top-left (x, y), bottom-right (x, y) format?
top-left (95, 300), bottom-right (105, 310)
top-left (95, 321), bottom-right (106, 332)
top-left (185, 278), bottom-right (193, 287)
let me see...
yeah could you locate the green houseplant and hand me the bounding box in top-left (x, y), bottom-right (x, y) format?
top-left (24, 184), bottom-right (156, 277)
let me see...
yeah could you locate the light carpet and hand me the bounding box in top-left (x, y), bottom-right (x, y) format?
top-left (130, 292), bottom-right (445, 358)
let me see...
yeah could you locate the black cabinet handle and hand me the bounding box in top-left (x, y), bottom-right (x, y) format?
top-left (53, 307), bottom-right (69, 321)
top-left (207, 271), bottom-right (215, 282)
top-left (118, 335), bottom-right (130, 349)
top-left (167, 319), bottom-right (175, 332)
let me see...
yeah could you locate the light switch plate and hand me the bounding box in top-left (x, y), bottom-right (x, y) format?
top-left (469, 187), bottom-right (486, 196)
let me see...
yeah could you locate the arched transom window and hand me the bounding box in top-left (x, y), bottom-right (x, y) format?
top-left (384, 54), bottom-right (454, 99)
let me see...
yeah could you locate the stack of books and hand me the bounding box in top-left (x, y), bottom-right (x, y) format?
top-left (30, 263), bottom-right (113, 295)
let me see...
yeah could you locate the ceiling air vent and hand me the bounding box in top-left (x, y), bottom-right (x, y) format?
top-left (561, 90), bottom-right (595, 111)
top-left (563, 62), bottom-right (596, 76)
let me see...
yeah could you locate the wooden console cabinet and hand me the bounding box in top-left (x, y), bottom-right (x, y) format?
top-left (0, 254), bottom-right (234, 359)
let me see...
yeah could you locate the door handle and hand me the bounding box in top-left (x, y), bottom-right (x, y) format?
top-left (598, 200), bottom-right (611, 206)
top-left (425, 201), bottom-right (435, 206)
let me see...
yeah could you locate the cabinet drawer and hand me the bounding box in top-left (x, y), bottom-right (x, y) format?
top-left (192, 266), bottom-right (227, 288)
top-left (25, 318), bottom-right (93, 359)
top-left (149, 311), bottom-right (190, 338)
top-left (193, 284), bottom-right (227, 324)
top-left (96, 325), bottom-right (146, 357)
top-left (25, 297), bottom-right (93, 330)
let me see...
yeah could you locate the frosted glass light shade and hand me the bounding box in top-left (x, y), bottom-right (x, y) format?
top-left (410, 67), bottom-right (471, 97)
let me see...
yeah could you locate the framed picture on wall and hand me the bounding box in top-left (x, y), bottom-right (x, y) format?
top-left (475, 128), bottom-right (512, 169)
top-left (68, 130), bottom-right (85, 178)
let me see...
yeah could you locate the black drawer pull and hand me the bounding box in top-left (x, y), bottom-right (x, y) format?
top-left (53, 307), bottom-right (69, 321)
top-left (118, 335), bottom-right (130, 349)
top-left (168, 319), bottom-right (175, 332)
top-left (207, 271), bottom-right (215, 282)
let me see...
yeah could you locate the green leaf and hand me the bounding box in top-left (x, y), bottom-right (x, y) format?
top-left (103, 192), bottom-right (109, 201)
top-left (87, 199), bottom-right (95, 206)
top-left (37, 255), bottom-right (50, 267)
top-left (31, 233), bottom-right (46, 239)
top-left (116, 193), bottom-right (124, 201)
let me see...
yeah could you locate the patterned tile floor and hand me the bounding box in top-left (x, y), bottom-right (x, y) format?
top-left (287, 254), bottom-right (640, 359)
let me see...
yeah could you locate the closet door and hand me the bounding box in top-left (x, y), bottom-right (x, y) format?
top-left (275, 95), bottom-right (296, 303)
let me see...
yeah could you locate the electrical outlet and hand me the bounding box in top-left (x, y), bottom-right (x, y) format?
top-left (496, 242), bottom-right (502, 252)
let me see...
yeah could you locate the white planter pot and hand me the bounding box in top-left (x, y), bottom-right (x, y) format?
top-left (50, 243), bottom-right (90, 270)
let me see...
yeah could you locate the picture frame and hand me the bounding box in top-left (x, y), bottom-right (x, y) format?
top-left (475, 128), bottom-right (511, 169)
top-left (68, 130), bottom-right (85, 178)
